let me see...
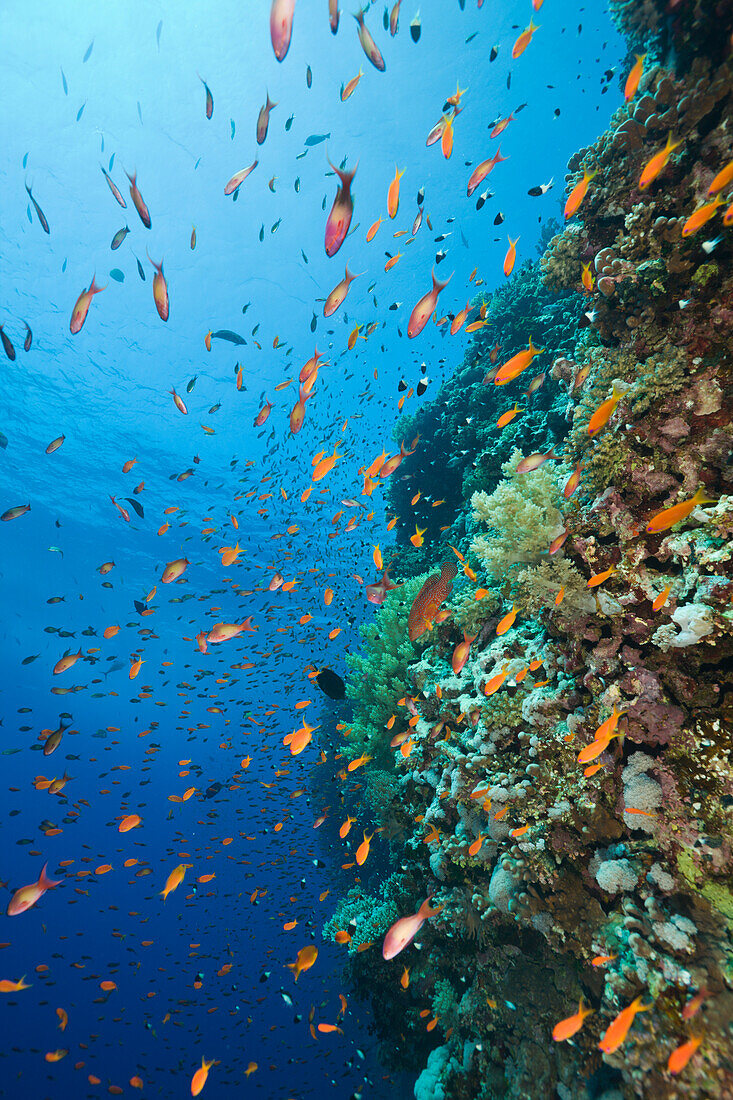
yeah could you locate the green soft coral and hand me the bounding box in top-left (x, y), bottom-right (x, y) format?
top-left (470, 449), bottom-right (565, 582)
top-left (344, 575), bottom-right (427, 762)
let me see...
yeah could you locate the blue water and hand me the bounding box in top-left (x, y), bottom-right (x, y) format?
top-left (1, 1), bottom-right (624, 1096)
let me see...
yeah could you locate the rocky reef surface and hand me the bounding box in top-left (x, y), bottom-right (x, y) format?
top-left (324, 3), bottom-right (733, 1097)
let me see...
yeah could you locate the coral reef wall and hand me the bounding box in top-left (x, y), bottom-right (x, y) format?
top-left (325, 3), bottom-right (733, 1098)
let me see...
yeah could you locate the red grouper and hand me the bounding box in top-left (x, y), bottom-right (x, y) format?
top-left (407, 560), bottom-right (458, 641)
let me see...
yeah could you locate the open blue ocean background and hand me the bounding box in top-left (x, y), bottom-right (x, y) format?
top-left (1, 1), bottom-right (625, 1096)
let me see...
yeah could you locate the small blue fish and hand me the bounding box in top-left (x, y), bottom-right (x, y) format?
top-left (110, 268), bottom-right (125, 282)
top-left (231, 119), bottom-right (235, 139)
top-left (156, 20), bottom-right (162, 48)
top-left (83, 39), bottom-right (94, 62)
top-left (61, 68), bottom-right (68, 94)
top-left (304, 132), bottom-right (330, 146)
top-left (76, 102), bottom-right (86, 121)
top-left (137, 101), bottom-right (143, 124)
top-left (22, 152), bottom-right (28, 168)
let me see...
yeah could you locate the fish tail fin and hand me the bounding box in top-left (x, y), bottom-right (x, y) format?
top-left (89, 274), bottom-right (106, 295)
top-left (38, 863), bottom-right (61, 891)
top-left (146, 248), bottom-right (162, 273)
top-left (693, 486), bottom-right (717, 506)
top-left (431, 266), bottom-right (452, 293)
top-left (286, 962), bottom-right (301, 981)
top-left (125, 168), bottom-right (136, 184)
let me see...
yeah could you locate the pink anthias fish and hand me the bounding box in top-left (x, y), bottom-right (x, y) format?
top-left (7, 863), bottom-right (61, 916)
top-left (407, 267), bottom-right (452, 338)
top-left (270, 0), bottom-right (295, 61)
top-left (325, 160), bottom-right (358, 257)
top-left (365, 569), bottom-right (400, 605)
top-left (382, 895), bottom-right (442, 960)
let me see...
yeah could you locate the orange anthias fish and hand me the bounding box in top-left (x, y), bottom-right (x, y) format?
top-left (147, 253), bottom-right (169, 322)
top-left (407, 561), bottom-right (458, 640)
top-left (0, 976), bottom-right (31, 993)
top-left (598, 995), bottom-right (651, 1053)
top-left (681, 196), bottom-right (724, 237)
top-left (645, 487), bottom-right (716, 534)
top-left (587, 381), bottom-right (626, 437)
top-left (503, 236), bottom-right (519, 276)
top-left (466, 148), bottom-right (509, 197)
top-left (254, 399), bottom-right (272, 426)
top-left (564, 168), bottom-right (597, 219)
top-left (496, 604), bottom-right (517, 636)
top-left (497, 403), bottom-right (522, 429)
top-left (366, 216), bottom-right (383, 241)
top-left (387, 166), bottom-right (405, 218)
top-left (407, 268), bottom-right (452, 338)
top-left (451, 630), bottom-right (476, 674)
top-left (494, 338), bottom-right (543, 385)
top-left (7, 863), bottom-right (61, 916)
top-left (667, 1036), bottom-right (703, 1075)
top-left (383, 895), bottom-right (442, 959)
top-left (161, 863), bottom-right (192, 901)
top-left (512, 17), bottom-right (539, 59)
top-left (70, 275), bottom-right (105, 334)
top-left (639, 133), bottom-right (683, 190)
top-left (341, 69), bottom-right (363, 101)
top-left (286, 944), bottom-right (318, 981)
top-left (355, 830), bottom-right (374, 865)
top-left (624, 54), bottom-right (646, 101)
top-left (552, 998), bottom-right (593, 1042)
top-left (324, 264), bottom-right (360, 316)
top-left (161, 557), bottom-right (189, 583)
top-left (190, 1057), bottom-right (215, 1097)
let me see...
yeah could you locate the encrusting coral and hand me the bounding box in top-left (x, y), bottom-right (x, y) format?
top-left (323, 3), bottom-right (733, 1097)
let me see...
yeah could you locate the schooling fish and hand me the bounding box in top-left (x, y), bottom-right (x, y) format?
top-left (354, 8), bottom-right (385, 70)
top-left (25, 182), bottom-right (50, 234)
top-left (407, 267), bottom-right (451, 338)
top-left (70, 275), bottom-right (105, 334)
top-left (125, 170), bottom-right (151, 228)
top-left (325, 159), bottom-right (357, 257)
top-left (257, 92), bottom-right (277, 144)
top-left (198, 74), bottom-right (214, 119)
top-left (110, 225), bottom-right (129, 250)
top-left (382, 895), bottom-right (442, 959)
top-left (0, 325), bottom-right (16, 361)
top-left (211, 330), bottom-right (247, 345)
top-left (224, 159), bottom-right (258, 195)
top-left (147, 252), bottom-right (169, 321)
top-left (101, 165), bottom-right (126, 208)
top-left (270, 0), bottom-right (295, 61)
